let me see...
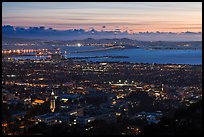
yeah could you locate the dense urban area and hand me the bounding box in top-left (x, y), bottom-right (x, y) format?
top-left (2, 2), bottom-right (202, 135)
top-left (2, 49), bottom-right (202, 135)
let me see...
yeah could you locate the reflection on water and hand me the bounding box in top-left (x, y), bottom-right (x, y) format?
top-left (11, 46), bottom-right (202, 65)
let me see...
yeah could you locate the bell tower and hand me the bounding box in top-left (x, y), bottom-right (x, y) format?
top-left (50, 90), bottom-right (55, 112)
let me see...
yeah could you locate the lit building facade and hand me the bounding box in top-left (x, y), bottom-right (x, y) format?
top-left (50, 91), bottom-right (55, 112)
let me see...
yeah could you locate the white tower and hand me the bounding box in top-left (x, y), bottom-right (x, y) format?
top-left (161, 84), bottom-right (164, 92)
top-left (50, 91), bottom-right (55, 112)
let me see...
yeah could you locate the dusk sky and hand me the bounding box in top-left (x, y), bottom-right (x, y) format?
top-left (2, 2), bottom-right (202, 33)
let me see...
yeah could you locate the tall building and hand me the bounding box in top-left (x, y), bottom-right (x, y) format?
top-left (50, 91), bottom-right (55, 112)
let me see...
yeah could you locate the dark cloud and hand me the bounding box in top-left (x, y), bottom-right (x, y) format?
top-left (2, 25), bottom-right (202, 41)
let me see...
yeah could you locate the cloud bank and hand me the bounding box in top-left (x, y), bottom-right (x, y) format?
top-left (2, 25), bottom-right (202, 41)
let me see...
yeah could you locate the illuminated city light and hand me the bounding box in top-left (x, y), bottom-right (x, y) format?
top-left (1, 2), bottom-right (202, 135)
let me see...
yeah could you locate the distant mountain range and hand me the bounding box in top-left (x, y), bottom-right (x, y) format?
top-left (2, 37), bottom-right (202, 50)
top-left (2, 25), bottom-right (202, 41)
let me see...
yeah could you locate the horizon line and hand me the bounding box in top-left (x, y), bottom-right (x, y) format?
top-left (2, 25), bottom-right (202, 34)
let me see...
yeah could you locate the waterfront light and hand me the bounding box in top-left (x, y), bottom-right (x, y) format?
top-left (77, 43), bottom-right (81, 47)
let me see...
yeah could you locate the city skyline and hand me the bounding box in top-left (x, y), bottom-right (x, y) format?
top-left (2, 2), bottom-right (202, 33)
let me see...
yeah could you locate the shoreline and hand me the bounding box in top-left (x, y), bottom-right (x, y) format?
top-left (3, 57), bottom-right (202, 66)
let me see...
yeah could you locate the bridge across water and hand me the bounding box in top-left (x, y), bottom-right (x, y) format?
top-left (71, 46), bottom-right (125, 53)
